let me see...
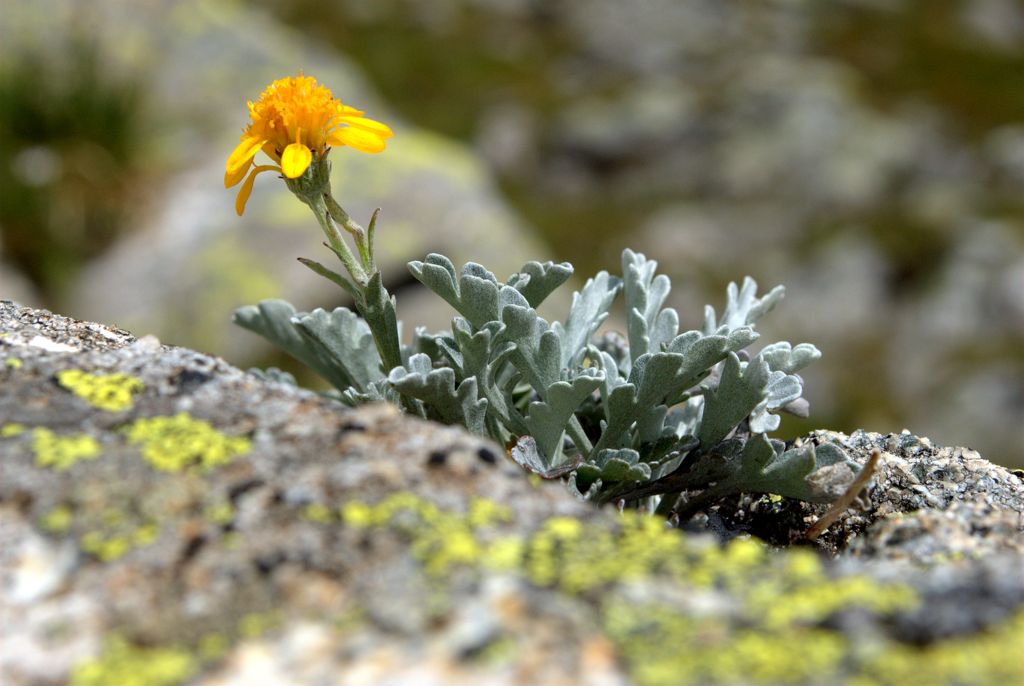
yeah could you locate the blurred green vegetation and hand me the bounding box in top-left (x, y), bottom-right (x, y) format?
top-left (0, 38), bottom-right (146, 304)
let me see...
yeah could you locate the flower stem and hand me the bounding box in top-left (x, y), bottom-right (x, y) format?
top-left (308, 194), bottom-right (368, 286)
top-left (324, 192), bottom-right (373, 273)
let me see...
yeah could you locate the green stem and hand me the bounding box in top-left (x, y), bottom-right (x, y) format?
top-left (324, 192), bottom-right (373, 273)
top-left (308, 194), bottom-right (368, 286)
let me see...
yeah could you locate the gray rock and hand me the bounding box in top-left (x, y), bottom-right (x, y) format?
top-left (2, 302), bottom-right (1022, 686)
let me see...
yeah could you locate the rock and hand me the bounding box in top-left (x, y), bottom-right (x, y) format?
top-left (1, 301), bottom-right (1023, 686)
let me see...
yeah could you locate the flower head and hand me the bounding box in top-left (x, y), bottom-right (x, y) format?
top-left (225, 74), bottom-right (393, 215)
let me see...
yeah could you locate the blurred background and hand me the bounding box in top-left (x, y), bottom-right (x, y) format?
top-left (1, 0), bottom-right (1022, 467)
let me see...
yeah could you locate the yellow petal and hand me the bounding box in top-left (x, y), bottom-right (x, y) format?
top-left (281, 143), bottom-right (313, 178)
top-left (234, 165), bottom-right (279, 216)
top-left (226, 136), bottom-right (266, 176)
top-left (224, 159), bottom-right (251, 188)
top-left (337, 104), bottom-right (365, 117)
top-left (328, 127), bottom-right (387, 153)
top-left (337, 116), bottom-right (393, 139)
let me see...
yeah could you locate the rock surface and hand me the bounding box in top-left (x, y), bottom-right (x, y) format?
top-left (2, 302), bottom-right (1023, 686)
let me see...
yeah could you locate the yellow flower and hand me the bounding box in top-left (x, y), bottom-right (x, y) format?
top-left (225, 74), bottom-right (393, 215)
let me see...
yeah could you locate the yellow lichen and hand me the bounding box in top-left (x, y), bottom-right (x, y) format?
top-left (303, 502), bottom-right (335, 523)
top-left (850, 611), bottom-right (1024, 686)
top-left (81, 532), bottom-right (130, 563)
top-left (205, 502), bottom-right (236, 525)
top-left (123, 413), bottom-right (250, 472)
top-left (79, 514), bottom-right (160, 562)
top-left (238, 612), bottom-right (280, 639)
top-left (71, 637), bottom-right (196, 686)
top-left (1, 422), bottom-right (25, 437)
top-left (56, 369), bottom-right (143, 412)
top-left (40, 505), bottom-right (74, 533)
top-left (5, 356), bottom-right (22, 369)
top-left (32, 428), bottom-right (102, 471)
top-left (198, 633), bottom-right (229, 660)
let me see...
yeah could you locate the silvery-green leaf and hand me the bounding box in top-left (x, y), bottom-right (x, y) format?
top-left (388, 354), bottom-right (489, 435)
top-left (338, 378), bottom-right (397, 407)
top-left (622, 249), bottom-right (677, 362)
top-left (507, 260), bottom-right (573, 308)
top-left (763, 370), bottom-right (803, 410)
top-left (525, 371), bottom-right (603, 467)
top-left (703, 277), bottom-right (785, 334)
top-left (293, 307), bottom-right (384, 392)
top-left (361, 272), bottom-right (403, 373)
top-left (758, 341), bottom-right (821, 374)
top-left (246, 367), bottom-right (297, 386)
top-left (550, 271), bottom-right (621, 368)
top-left (408, 254), bottom-right (460, 311)
top-left (588, 448), bottom-right (652, 482)
top-left (502, 305), bottom-right (561, 393)
top-left (459, 273), bottom-right (500, 328)
top-left (296, 257), bottom-right (361, 302)
top-left (697, 353), bottom-right (771, 447)
top-left (234, 300), bottom-right (358, 392)
top-left (510, 435), bottom-right (581, 479)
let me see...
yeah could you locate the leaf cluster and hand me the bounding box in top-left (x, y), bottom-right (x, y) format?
top-left (234, 249), bottom-right (860, 518)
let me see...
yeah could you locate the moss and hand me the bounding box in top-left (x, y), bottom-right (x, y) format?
top-left (56, 369), bottom-right (143, 412)
top-left (123, 413), bottom-right (250, 473)
top-left (71, 636), bottom-right (196, 686)
top-left (32, 428), bottom-right (102, 470)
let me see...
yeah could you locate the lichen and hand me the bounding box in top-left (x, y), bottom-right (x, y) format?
top-left (32, 428), bottom-right (102, 470)
top-left (5, 356), bottom-right (22, 369)
top-left (56, 369), bottom-right (143, 412)
top-left (71, 637), bottom-right (196, 686)
top-left (238, 612), bottom-right (281, 639)
top-left (851, 611), bottom-right (1024, 686)
top-left (39, 504), bottom-right (73, 533)
top-left (603, 604), bottom-right (847, 686)
top-left (302, 502), bottom-right (335, 523)
top-left (341, 493), bottom-right (512, 575)
top-left (80, 520), bottom-right (160, 562)
top-left (1, 422), bottom-right (25, 437)
top-left (337, 493), bottom-right (972, 685)
top-left (123, 413), bottom-right (250, 472)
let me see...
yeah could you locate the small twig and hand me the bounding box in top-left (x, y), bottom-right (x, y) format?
top-left (805, 448), bottom-right (880, 542)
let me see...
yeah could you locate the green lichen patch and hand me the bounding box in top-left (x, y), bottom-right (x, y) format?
top-left (32, 428), bottom-right (102, 470)
top-left (71, 636), bottom-right (196, 686)
top-left (56, 369), bottom-right (144, 412)
top-left (123, 413), bottom-right (251, 472)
